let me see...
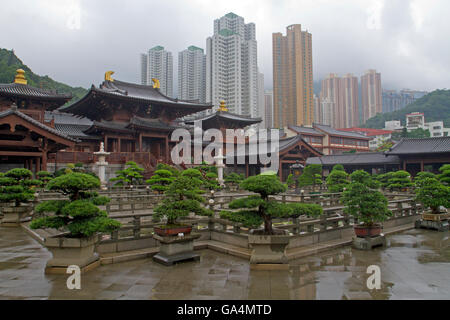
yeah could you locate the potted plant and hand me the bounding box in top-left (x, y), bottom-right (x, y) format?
top-left (326, 167), bottom-right (349, 193)
top-left (341, 170), bottom-right (391, 238)
top-left (30, 172), bottom-right (121, 272)
top-left (386, 170), bottom-right (413, 192)
top-left (224, 172), bottom-right (244, 191)
top-left (222, 173), bottom-right (322, 264)
top-left (153, 168), bottom-right (213, 236)
top-left (145, 169), bottom-right (175, 194)
top-left (0, 168), bottom-right (41, 226)
top-left (415, 177), bottom-right (450, 222)
top-left (110, 161), bottom-right (144, 188)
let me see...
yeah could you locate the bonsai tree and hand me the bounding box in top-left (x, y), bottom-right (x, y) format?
top-left (155, 163), bottom-right (179, 177)
top-left (331, 164), bottom-right (345, 171)
top-left (386, 170), bottom-right (413, 191)
top-left (341, 170), bottom-right (391, 226)
top-left (145, 169), bottom-right (175, 194)
top-left (37, 171), bottom-right (53, 187)
top-left (221, 174), bottom-right (322, 235)
top-left (297, 164), bottom-right (323, 191)
top-left (154, 168), bottom-right (213, 226)
top-left (376, 171), bottom-right (394, 190)
top-left (203, 172), bottom-right (220, 191)
top-left (415, 177), bottom-right (450, 214)
top-left (438, 164), bottom-right (450, 186)
top-left (414, 171), bottom-right (436, 188)
top-left (0, 168), bottom-right (41, 206)
top-left (326, 169), bottom-right (349, 193)
top-left (286, 174), bottom-right (296, 189)
top-left (224, 172), bottom-right (244, 189)
top-left (30, 172), bottom-right (121, 237)
top-left (110, 161), bottom-right (144, 187)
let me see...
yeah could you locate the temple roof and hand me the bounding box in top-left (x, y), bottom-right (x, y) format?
top-left (386, 137), bottom-right (450, 155)
top-left (0, 106), bottom-right (78, 143)
top-left (185, 110), bottom-right (262, 130)
top-left (60, 78), bottom-right (212, 121)
top-left (313, 123), bottom-right (371, 139)
top-left (307, 152), bottom-right (400, 166)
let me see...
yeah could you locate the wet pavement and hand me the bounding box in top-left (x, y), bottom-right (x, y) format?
top-left (0, 226), bottom-right (449, 299)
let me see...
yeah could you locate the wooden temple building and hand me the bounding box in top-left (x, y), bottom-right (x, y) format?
top-left (0, 69), bottom-right (324, 180)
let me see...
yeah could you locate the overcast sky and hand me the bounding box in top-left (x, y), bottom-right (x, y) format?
top-left (1, 0), bottom-right (449, 93)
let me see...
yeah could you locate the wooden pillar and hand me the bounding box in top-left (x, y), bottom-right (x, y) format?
top-left (36, 157), bottom-right (41, 173)
top-left (165, 137), bottom-right (169, 163)
top-left (279, 161), bottom-right (283, 179)
top-left (42, 151), bottom-right (47, 171)
top-left (104, 136), bottom-right (108, 152)
top-left (420, 160), bottom-right (424, 172)
top-left (245, 162), bottom-right (249, 178)
top-left (156, 142), bottom-right (161, 159)
top-left (118, 138), bottom-right (121, 153)
top-left (139, 134), bottom-right (142, 152)
top-left (403, 161), bottom-right (406, 171)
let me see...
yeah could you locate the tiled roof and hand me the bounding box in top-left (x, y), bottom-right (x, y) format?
top-left (44, 111), bottom-right (93, 126)
top-left (0, 83), bottom-right (72, 101)
top-left (54, 124), bottom-right (100, 140)
top-left (185, 110), bottom-right (262, 129)
top-left (338, 127), bottom-right (393, 137)
top-left (85, 121), bottom-right (133, 134)
top-left (307, 152), bottom-right (400, 166)
top-left (128, 116), bottom-right (181, 131)
top-left (289, 125), bottom-right (324, 136)
top-left (313, 123), bottom-right (370, 139)
top-left (0, 107), bottom-right (78, 142)
top-left (386, 137), bottom-right (450, 155)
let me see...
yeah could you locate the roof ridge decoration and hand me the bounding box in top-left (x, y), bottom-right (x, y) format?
top-left (218, 100), bottom-right (228, 112)
top-left (152, 78), bottom-right (160, 89)
top-left (105, 71), bottom-right (114, 82)
top-left (14, 69), bottom-right (27, 85)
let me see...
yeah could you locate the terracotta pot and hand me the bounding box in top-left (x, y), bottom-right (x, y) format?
top-left (154, 225), bottom-right (192, 236)
top-left (354, 224), bottom-right (382, 238)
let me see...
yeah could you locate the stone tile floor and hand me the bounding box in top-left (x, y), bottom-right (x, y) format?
top-left (0, 226), bottom-right (449, 299)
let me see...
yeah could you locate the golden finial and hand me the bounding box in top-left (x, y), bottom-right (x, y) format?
top-left (218, 100), bottom-right (228, 112)
top-left (105, 71), bottom-right (114, 82)
top-left (152, 78), bottom-right (160, 89)
top-left (14, 69), bottom-right (27, 85)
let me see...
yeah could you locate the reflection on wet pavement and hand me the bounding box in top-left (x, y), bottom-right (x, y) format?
top-left (0, 227), bottom-right (449, 299)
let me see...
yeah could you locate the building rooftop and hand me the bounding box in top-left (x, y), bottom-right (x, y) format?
top-left (338, 128), bottom-right (393, 137)
top-left (386, 137), bottom-right (450, 155)
top-left (307, 152), bottom-right (400, 166)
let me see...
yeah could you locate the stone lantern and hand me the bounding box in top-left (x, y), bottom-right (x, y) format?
top-left (94, 142), bottom-right (110, 190)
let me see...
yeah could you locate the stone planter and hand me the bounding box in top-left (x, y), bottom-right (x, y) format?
top-left (152, 233), bottom-right (201, 266)
top-left (415, 209), bottom-right (450, 231)
top-left (43, 235), bottom-right (100, 274)
top-left (1, 202), bottom-right (32, 226)
top-left (248, 232), bottom-right (290, 266)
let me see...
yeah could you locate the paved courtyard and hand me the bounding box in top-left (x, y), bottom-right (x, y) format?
top-left (0, 226), bottom-right (449, 299)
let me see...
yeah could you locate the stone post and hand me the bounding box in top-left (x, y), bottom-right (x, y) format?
top-left (214, 147), bottom-right (225, 187)
top-left (94, 142), bottom-right (110, 190)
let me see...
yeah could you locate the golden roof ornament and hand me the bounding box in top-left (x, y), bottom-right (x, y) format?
top-left (152, 78), bottom-right (160, 89)
top-left (218, 100), bottom-right (228, 112)
top-left (105, 71), bottom-right (114, 82)
top-left (14, 69), bottom-right (27, 85)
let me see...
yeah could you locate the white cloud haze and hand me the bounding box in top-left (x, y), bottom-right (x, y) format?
top-left (1, 0), bottom-right (449, 93)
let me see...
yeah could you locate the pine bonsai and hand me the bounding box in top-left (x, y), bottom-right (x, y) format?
top-left (415, 177), bottom-right (450, 214)
top-left (386, 170), bottom-right (413, 191)
top-left (297, 164), bottom-right (322, 191)
top-left (146, 169), bottom-right (175, 194)
top-left (110, 161), bottom-right (144, 187)
top-left (154, 168), bottom-right (213, 226)
top-left (341, 170), bottom-right (391, 226)
top-left (331, 164), bottom-right (345, 171)
top-left (30, 172), bottom-right (121, 238)
top-left (37, 171), bottom-right (53, 186)
top-left (286, 174), bottom-right (296, 189)
top-left (438, 164), bottom-right (450, 186)
top-left (221, 174), bottom-right (322, 235)
top-left (155, 163), bottom-right (179, 177)
top-left (0, 168), bottom-right (41, 206)
top-left (414, 171), bottom-right (436, 188)
top-left (376, 171), bottom-right (394, 189)
top-left (326, 168), bottom-right (349, 193)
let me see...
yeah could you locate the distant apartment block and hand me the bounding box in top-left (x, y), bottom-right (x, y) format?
top-left (140, 46), bottom-right (173, 97)
top-left (178, 46), bottom-right (206, 103)
top-left (272, 24), bottom-right (314, 128)
top-left (339, 128), bottom-right (393, 150)
top-left (382, 89), bottom-right (428, 113)
top-left (264, 91), bottom-right (273, 128)
top-left (257, 71), bottom-right (265, 128)
top-left (361, 69), bottom-right (382, 124)
top-left (384, 112), bottom-right (450, 138)
top-left (206, 12), bottom-right (259, 118)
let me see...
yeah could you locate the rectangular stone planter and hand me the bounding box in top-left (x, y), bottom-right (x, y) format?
top-left (248, 234), bottom-right (290, 266)
top-left (152, 233), bottom-right (201, 266)
top-left (43, 236), bottom-right (100, 274)
top-left (1, 203), bottom-right (32, 227)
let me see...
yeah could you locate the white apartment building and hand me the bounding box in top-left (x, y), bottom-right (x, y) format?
top-left (206, 12), bottom-right (259, 118)
top-left (178, 46), bottom-right (206, 103)
top-left (384, 112), bottom-right (450, 138)
top-left (140, 46), bottom-right (173, 97)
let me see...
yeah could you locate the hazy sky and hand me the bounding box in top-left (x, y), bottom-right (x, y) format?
top-left (1, 0), bottom-right (449, 93)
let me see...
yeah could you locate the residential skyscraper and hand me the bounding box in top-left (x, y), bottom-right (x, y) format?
top-left (382, 89), bottom-right (428, 113)
top-left (361, 69), bottom-right (382, 123)
top-left (264, 91), bottom-right (273, 128)
top-left (320, 73), bottom-right (341, 128)
top-left (313, 94), bottom-right (321, 125)
top-left (257, 71), bottom-right (265, 127)
top-left (140, 46), bottom-right (173, 97)
top-left (178, 46), bottom-right (206, 103)
top-left (341, 73), bottom-right (359, 127)
top-left (206, 12), bottom-right (258, 117)
top-left (272, 24), bottom-right (314, 128)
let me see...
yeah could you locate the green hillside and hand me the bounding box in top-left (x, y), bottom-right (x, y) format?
top-left (0, 48), bottom-right (87, 103)
top-left (363, 89), bottom-right (450, 129)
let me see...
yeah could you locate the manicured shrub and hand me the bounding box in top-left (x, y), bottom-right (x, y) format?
top-left (342, 170), bottom-right (391, 226)
top-left (30, 172), bottom-right (120, 237)
top-left (332, 164), bottom-right (345, 171)
top-left (297, 164), bottom-right (323, 189)
top-left (146, 169), bottom-right (175, 194)
top-left (414, 171), bottom-right (436, 188)
top-left (154, 168), bottom-right (213, 225)
top-left (0, 168), bottom-right (41, 206)
top-left (223, 174), bottom-right (322, 234)
top-left (155, 163), bottom-right (179, 177)
top-left (415, 177), bottom-right (450, 214)
top-left (326, 169), bottom-right (349, 193)
top-left (110, 161), bottom-right (144, 187)
top-left (438, 164), bottom-right (450, 186)
top-left (386, 170), bottom-right (413, 191)
top-left (376, 172), bottom-right (394, 189)
top-left (286, 174), bottom-right (296, 188)
top-left (37, 171), bottom-right (53, 186)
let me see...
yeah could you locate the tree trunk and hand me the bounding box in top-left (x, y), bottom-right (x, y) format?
top-left (263, 214), bottom-right (273, 235)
